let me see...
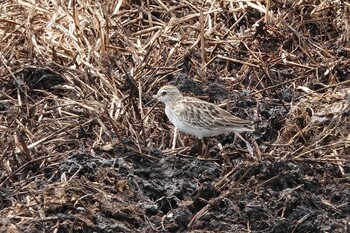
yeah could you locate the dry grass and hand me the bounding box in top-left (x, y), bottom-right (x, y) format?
top-left (0, 0), bottom-right (349, 231)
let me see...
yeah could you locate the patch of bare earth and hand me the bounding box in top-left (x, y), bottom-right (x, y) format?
top-left (0, 0), bottom-right (349, 232)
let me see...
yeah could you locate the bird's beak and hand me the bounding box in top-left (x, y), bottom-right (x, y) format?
top-left (145, 95), bottom-right (158, 107)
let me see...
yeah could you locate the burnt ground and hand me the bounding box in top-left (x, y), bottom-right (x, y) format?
top-left (1, 1), bottom-right (350, 233)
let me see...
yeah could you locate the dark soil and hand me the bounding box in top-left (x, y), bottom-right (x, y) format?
top-left (1, 1), bottom-right (349, 233)
top-left (1, 73), bottom-right (348, 232)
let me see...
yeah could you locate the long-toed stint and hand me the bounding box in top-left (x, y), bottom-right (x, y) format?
top-left (154, 85), bottom-right (254, 157)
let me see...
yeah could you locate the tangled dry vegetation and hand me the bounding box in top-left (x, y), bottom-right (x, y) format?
top-left (0, 0), bottom-right (349, 232)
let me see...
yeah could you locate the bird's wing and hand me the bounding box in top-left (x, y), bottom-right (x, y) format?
top-left (173, 97), bottom-right (254, 131)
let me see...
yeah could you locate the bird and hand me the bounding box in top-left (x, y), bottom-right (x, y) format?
top-left (154, 85), bottom-right (254, 157)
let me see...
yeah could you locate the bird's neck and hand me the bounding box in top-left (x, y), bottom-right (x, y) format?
top-left (167, 94), bottom-right (182, 105)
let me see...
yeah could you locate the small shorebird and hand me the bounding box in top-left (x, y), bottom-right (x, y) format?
top-left (154, 85), bottom-right (254, 157)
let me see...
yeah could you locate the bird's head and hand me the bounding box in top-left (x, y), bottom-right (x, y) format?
top-left (154, 85), bottom-right (183, 105)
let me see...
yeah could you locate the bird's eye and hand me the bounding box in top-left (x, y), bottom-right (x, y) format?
top-left (161, 91), bottom-right (167, 96)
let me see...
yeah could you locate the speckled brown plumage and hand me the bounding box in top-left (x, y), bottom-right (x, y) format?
top-left (154, 85), bottom-right (254, 140)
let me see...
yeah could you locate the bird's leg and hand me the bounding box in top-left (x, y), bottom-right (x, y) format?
top-left (196, 138), bottom-right (203, 155)
top-left (172, 128), bottom-right (178, 150)
top-left (203, 138), bottom-right (210, 158)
